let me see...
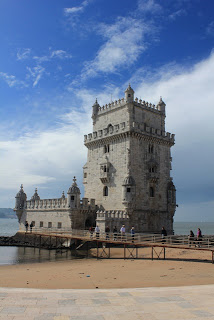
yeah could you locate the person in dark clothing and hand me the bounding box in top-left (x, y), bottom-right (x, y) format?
top-left (113, 226), bottom-right (117, 241)
top-left (105, 226), bottom-right (110, 240)
top-left (188, 230), bottom-right (195, 247)
top-left (25, 221), bottom-right (29, 232)
top-left (161, 226), bottom-right (167, 243)
top-left (30, 222), bottom-right (34, 233)
top-left (130, 226), bottom-right (135, 242)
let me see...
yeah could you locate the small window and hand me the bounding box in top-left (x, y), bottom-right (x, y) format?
top-left (103, 186), bottom-right (108, 196)
top-left (71, 196), bottom-right (75, 201)
top-left (150, 187), bottom-right (155, 198)
top-left (149, 144), bottom-right (154, 154)
top-left (104, 144), bottom-right (110, 153)
top-left (149, 166), bottom-right (156, 173)
top-left (48, 222), bottom-right (52, 228)
top-left (127, 187), bottom-right (131, 193)
top-left (40, 221), bottom-right (43, 227)
top-left (128, 94), bottom-right (131, 97)
top-left (84, 172), bottom-right (87, 178)
top-left (58, 222), bottom-right (62, 229)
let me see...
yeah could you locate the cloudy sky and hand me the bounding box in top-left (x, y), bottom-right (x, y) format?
top-left (0, 0), bottom-right (214, 221)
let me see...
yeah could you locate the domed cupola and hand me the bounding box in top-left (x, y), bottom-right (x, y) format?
top-left (157, 96), bottom-right (166, 113)
top-left (67, 177), bottom-right (80, 208)
top-left (15, 184), bottom-right (27, 210)
top-left (31, 188), bottom-right (40, 201)
top-left (125, 84), bottom-right (134, 103)
top-left (67, 176), bottom-right (80, 194)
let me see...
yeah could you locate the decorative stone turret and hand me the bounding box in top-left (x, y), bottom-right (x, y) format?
top-left (92, 99), bottom-right (100, 124)
top-left (157, 96), bottom-right (166, 113)
top-left (15, 184), bottom-right (27, 210)
top-left (31, 188), bottom-right (40, 201)
top-left (125, 84), bottom-right (134, 103)
top-left (122, 176), bottom-right (136, 210)
top-left (67, 176), bottom-right (80, 208)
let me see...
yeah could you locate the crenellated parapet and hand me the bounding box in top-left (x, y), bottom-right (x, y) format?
top-left (26, 197), bottom-right (67, 210)
top-left (84, 121), bottom-right (175, 145)
top-left (94, 95), bottom-right (165, 118)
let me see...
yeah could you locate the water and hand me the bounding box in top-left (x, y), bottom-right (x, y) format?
top-left (173, 221), bottom-right (214, 236)
top-left (0, 218), bottom-right (214, 265)
top-left (0, 218), bottom-right (19, 236)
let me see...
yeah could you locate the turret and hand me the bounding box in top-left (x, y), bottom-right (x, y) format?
top-left (15, 184), bottom-right (27, 210)
top-left (31, 188), bottom-right (40, 201)
top-left (92, 99), bottom-right (100, 124)
top-left (125, 84), bottom-right (134, 103)
top-left (157, 96), bottom-right (166, 113)
top-left (67, 176), bottom-right (80, 208)
top-left (122, 176), bottom-right (136, 209)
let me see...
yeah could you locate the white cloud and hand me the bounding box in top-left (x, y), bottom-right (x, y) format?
top-left (0, 72), bottom-right (26, 88)
top-left (206, 21), bottom-right (214, 36)
top-left (50, 50), bottom-right (72, 59)
top-left (82, 17), bottom-right (150, 77)
top-left (64, 0), bottom-right (89, 15)
top-left (169, 9), bottom-right (186, 20)
top-left (27, 65), bottom-right (46, 87)
top-left (17, 48), bottom-right (31, 61)
top-left (138, 0), bottom-right (162, 14)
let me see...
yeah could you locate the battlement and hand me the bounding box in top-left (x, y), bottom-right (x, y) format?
top-left (24, 197), bottom-right (96, 210)
top-left (84, 121), bottom-right (175, 144)
top-left (95, 96), bottom-right (164, 117)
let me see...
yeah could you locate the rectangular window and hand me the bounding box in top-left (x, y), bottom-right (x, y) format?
top-left (127, 188), bottom-right (131, 193)
top-left (48, 222), bottom-right (52, 228)
top-left (71, 196), bottom-right (75, 201)
top-left (58, 222), bottom-right (62, 229)
top-left (40, 221), bottom-right (43, 227)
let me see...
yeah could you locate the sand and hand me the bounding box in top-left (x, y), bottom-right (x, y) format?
top-left (0, 247), bottom-right (214, 289)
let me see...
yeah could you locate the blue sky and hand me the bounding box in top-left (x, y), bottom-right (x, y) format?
top-left (0, 0), bottom-right (214, 221)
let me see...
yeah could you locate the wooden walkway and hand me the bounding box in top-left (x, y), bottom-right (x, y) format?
top-left (21, 229), bottom-right (214, 263)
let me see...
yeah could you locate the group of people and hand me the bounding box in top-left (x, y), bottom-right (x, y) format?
top-left (25, 221), bottom-right (34, 233)
top-left (89, 225), bottom-right (135, 242)
top-left (188, 228), bottom-right (203, 247)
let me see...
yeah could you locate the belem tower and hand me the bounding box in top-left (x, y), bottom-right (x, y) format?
top-left (14, 85), bottom-right (176, 234)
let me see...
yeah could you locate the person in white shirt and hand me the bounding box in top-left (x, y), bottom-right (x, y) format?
top-left (120, 225), bottom-right (126, 241)
top-left (95, 225), bottom-right (100, 239)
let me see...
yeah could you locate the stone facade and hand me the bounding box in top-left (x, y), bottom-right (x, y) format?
top-left (84, 85), bottom-right (176, 233)
top-left (14, 85), bottom-right (176, 234)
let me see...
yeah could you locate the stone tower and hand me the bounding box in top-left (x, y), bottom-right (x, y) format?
top-left (84, 84), bottom-right (176, 233)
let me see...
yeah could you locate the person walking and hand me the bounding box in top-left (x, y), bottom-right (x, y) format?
top-left (105, 226), bottom-right (110, 240)
top-left (113, 226), bottom-right (118, 241)
top-left (161, 226), bottom-right (167, 243)
top-left (188, 230), bottom-right (195, 247)
top-left (95, 225), bottom-right (100, 239)
top-left (130, 226), bottom-right (135, 242)
top-left (89, 226), bottom-right (93, 239)
top-left (197, 228), bottom-right (202, 247)
top-left (25, 221), bottom-right (29, 232)
top-left (30, 221), bottom-right (34, 233)
top-left (120, 225), bottom-right (126, 241)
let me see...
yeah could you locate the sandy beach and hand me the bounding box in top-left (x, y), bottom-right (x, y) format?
top-left (0, 247), bottom-right (214, 289)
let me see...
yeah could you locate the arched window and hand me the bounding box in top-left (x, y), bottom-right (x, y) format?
top-left (150, 187), bottom-right (154, 197)
top-left (103, 186), bottom-right (108, 196)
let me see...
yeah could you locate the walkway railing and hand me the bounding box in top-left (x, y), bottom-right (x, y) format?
top-left (29, 228), bottom-right (214, 249)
